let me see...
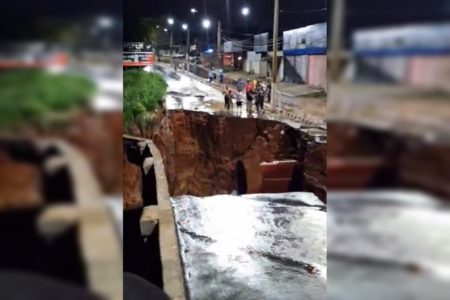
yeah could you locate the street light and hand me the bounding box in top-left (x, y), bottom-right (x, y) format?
top-left (242, 7), bottom-right (250, 16)
top-left (156, 25), bottom-right (160, 28)
top-left (202, 18), bottom-right (211, 29)
top-left (97, 16), bottom-right (114, 28)
top-left (191, 8), bottom-right (198, 14)
top-left (167, 17), bottom-right (174, 25)
top-left (182, 24), bottom-right (190, 69)
top-left (164, 28), bottom-right (168, 32)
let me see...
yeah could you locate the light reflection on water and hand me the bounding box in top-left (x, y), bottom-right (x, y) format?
top-left (171, 194), bottom-right (326, 300)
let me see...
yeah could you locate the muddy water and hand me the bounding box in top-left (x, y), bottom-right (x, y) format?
top-left (171, 194), bottom-right (326, 300)
top-left (328, 191), bottom-right (450, 300)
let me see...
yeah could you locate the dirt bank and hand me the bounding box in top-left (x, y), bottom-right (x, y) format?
top-left (153, 110), bottom-right (326, 201)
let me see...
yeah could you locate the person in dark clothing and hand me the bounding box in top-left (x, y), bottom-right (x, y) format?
top-left (228, 90), bottom-right (233, 110)
top-left (245, 80), bottom-right (254, 114)
top-left (224, 90), bottom-right (231, 111)
top-left (236, 78), bottom-right (245, 93)
top-left (267, 82), bottom-right (272, 103)
top-left (255, 86), bottom-right (264, 113)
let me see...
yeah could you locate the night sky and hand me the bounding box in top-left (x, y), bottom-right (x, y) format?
top-left (0, 0), bottom-right (122, 41)
top-left (124, 0), bottom-right (327, 43)
top-left (1, 0), bottom-right (449, 44)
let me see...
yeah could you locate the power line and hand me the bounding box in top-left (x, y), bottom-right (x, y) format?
top-left (280, 8), bottom-right (327, 14)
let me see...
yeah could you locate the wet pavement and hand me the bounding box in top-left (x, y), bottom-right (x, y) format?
top-left (151, 64), bottom-right (306, 121)
top-left (328, 191), bottom-right (450, 300)
top-left (171, 193), bottom-right (326, 300)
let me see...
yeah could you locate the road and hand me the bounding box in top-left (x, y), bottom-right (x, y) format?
top-left (151, 64), bottom-right (279, 119)
top-left (149, 63), bottom-right (326, 142)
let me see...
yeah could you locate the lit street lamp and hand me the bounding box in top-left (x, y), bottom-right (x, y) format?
top-left (167, 18), bottom-right (174, 47)
top-left (164, 28), bottom-right (168, 32)
top-left (202, 19), bottom-right (211, 29)
top-left (97, 16), bottom-right (114, 29)
top-left (191, 8), bottom-right (198, 14)
top-left (202, 18), bottom-right (211, 47)
top-left (182, 24), bottom-right (190, 69)
top-left (242, 7), bottom-right (250, 16)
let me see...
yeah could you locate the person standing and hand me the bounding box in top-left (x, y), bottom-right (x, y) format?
top-left (228, 90), bottom-right (233, 111)
top-left (224, 90), bottom-right (231, 111)
top-left (236, 78), bottom-right (245, 93)
top-left (245, 80), bottom-right (254, 114)
top-left (208, 69), bottom-right (213, 83)
top-left (266, 82), bottom-right (272, 103)
top-left (236, 91), bottom-right (243, 115)
top-left (255, 85), bottom-right (264, 113)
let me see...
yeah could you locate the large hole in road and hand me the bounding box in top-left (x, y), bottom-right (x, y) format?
top-left (0, 140), bottom-right (87, 287)
top-left (123, 138), bottom-right (163, 288)
top-left (153, 110), bottom-right (326, 202)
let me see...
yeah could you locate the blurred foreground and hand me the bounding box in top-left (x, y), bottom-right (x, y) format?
top-left (0, 10), bottom-right (122, 300)
top-left (328, 1), bottom-right (450, 299)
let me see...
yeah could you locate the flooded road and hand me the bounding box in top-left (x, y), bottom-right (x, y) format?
top-left (151, 64), bottom-right (223, 114)
top-left (151, 64), bottom-right (298, 120)
top-left (171, 193), bottom-right (326, 300)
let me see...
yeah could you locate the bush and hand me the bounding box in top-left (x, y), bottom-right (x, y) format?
top-left (123, 69), bottom-right (167, 132)
top-left (0, 70), bottom-right (95, 128)
top-left (223, 66), bottom-right (237, 73)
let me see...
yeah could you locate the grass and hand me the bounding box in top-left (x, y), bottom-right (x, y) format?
top-left (0, 70), bottom-right (95, 128)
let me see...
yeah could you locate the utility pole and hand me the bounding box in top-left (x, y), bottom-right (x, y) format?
top-left (330, 0), bottom-right (345, 82)
top-left (217, 21), bottom-right (222, 65)
top-left (225, 0), bottom-right (231, 29)
top-left (187, 29), bottom-right (190, 53)
top-left (186, 29), bottom-right (190, 71)
top-left (272, 0), bottom-right (279, 83)
top-left (170, 31), bottom-right (173, 48)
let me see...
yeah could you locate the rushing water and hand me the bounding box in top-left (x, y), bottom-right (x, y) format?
top-left (171, 193), bottom-right (326, 300)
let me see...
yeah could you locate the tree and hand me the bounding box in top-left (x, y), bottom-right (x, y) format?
top-left (123, 70), bottom-right (167, 135)
top-left (139, 18), bottom-right (163, 50)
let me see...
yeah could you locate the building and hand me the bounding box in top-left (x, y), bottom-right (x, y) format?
top-left (282, 23), bottom-right (327, 90)
top-left (351, 23), bottom-right (450, 92)
top-left (223, 40), bottom-right (245, 70)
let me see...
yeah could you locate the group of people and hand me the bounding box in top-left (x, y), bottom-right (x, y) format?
top-left (223, 78), bottom-right (272, 115)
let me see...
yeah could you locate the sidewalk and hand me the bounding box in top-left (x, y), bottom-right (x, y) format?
top-left (276, 82), bottom-right (326, 98)
top-left (272, 82), bottom-right (327, 127)
top-left (224, 71), bottom-right (265, 83)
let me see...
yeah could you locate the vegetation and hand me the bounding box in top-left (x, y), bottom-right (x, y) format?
top-left (0, 70), bottom-right (95, 128)
top-left (123, 69), bottom-right (167, 134)
top-left (223, 66), bottom-right (238, 73)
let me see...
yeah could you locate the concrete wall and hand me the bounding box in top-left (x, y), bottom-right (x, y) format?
top-left (352, 56), bottom-right (450, 92)
top-left (245, 61), bottom-right (261, 74)
top-left (307, 55), bottom-right (327, 91)
top-left (244, 51), bottom-right (264, 75)
top-left (407, 56), bottom-right (450, 92)
top-left (283, 55), bottom-right (327, 89)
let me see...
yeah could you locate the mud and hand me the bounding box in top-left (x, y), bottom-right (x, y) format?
top-left (328, 121), bottom-right (450, 198)
top-left (153, 110), bottom-right (326, 201)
